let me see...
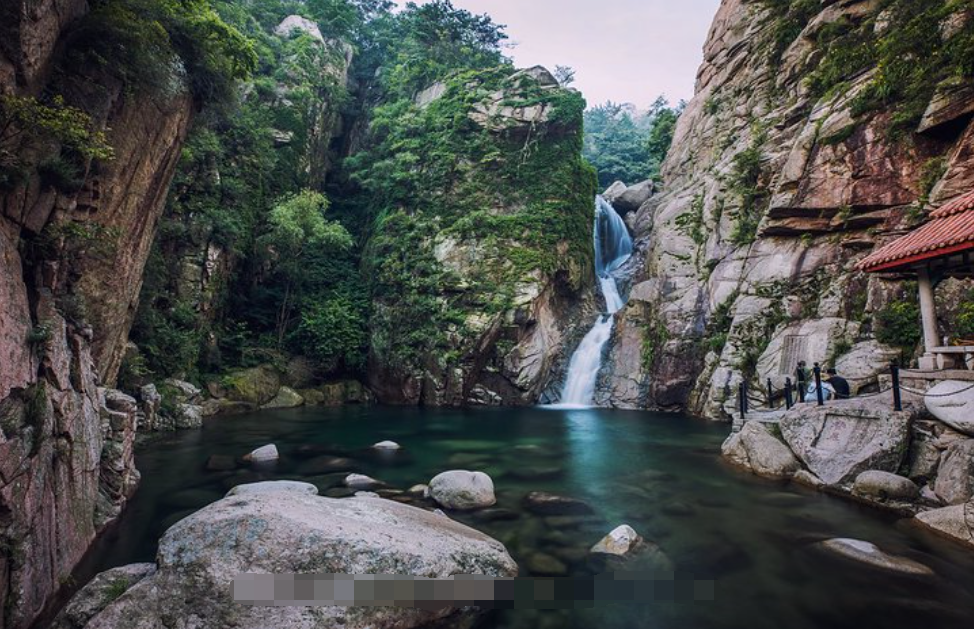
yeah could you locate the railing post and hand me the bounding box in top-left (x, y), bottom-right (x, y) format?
top-left (738, 382), bottom-right (747, 419)
top-left (891, 361), bottom-right (903, 412)
top-left (814, 363), bottom-right (825, 406)
top-left (785, 377), bottom-right (794, 410)
top-left (797, 363), bottom-right (807, 404)
top-left (767, 378), bottom-right (775, 410)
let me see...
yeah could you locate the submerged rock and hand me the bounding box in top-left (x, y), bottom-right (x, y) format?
top-left (591, 525), bottom-right (643, 556)
top-left (814, 538), bottom-right (935, 576)
top-left (522, 492), bottom-right (594, 516)
top-left (373, 440), bottom-right (402, 450)
top-left (429, 471), bottom-right (496, 510)
top-left (56, 493), bottom-right (517, 628)
top-left (526, 552), bottom-right (568, 576)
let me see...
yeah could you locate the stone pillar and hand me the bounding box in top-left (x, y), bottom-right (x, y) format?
top-left (917, 268), bottom-right (940, 370)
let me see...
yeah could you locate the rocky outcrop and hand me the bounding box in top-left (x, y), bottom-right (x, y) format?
top-left (0, 2), bottom-right (196, 626)
top-left (53, 491), bottom-right (518, 629)
top-left (366, 67), bottom-right (595, 406)
top-left (609, 0), bottom-right (974, 417)
top-left (428, 471), bottom-right (496, 510)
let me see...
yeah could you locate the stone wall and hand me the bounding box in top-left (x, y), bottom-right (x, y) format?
top-left (608, 0), bottom-right (974, 417)
top-left (0, 2), bottom-right (194, 627)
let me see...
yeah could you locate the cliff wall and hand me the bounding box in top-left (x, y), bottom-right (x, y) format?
top-left (0, 2), bottom-right (194, 626)
top-left (605, 0), bottom-right (974, 417)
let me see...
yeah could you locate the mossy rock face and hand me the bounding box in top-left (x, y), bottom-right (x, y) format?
top-left (223, 365), bottom-right (281, 406)
top-left (360, 66), bottom-right (596, 405)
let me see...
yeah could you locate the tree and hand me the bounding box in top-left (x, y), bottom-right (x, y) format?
top-left (583, 96), bottom-right (683, 189)
top-left (260, 190), bottom-right (353, 346)
top-left (554, 65), bottom-right (576, 86)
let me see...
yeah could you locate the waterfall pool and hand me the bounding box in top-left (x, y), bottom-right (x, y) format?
top-left (72, 405), bottom-right (974, 629)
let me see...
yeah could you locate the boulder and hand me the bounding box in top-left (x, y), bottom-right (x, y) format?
top-left (590, 525), bottom-right (642, 556)
top-left (933, 439), bottom-right (974, 505)
top-left (779, 397), bottom-right (916, 487)
top-left (522, 492), bottom-right (594, 515)
top-left (298, 388), bottom-right (326, 406)
top-left (722, 421), bottom-right (801, 479)
top-left (274, 14), bottom-right (325, 44)
top-left (138, 384), bottom-right (162, 430)
top-left (853, 471), bottom-right (919, 502)
top-left (814, 539), bottom-right (935, 576)
top-left (373, 440), bottom-right (402, 450)
top-left (224, 365), bottom-right (281, 406)
top-left (833, 341), bottom-right (901, 393)
top-left (915, 505), bottom-right (974, 548)
top-left (344, 473), bottom-right (383, 490)
top-left (104, 389), bottom-right (138, 414)
top-left (925, 381), bottom-right (974, 436)
top-left (226, 481), bottom-right (318, 497)
top-left (603, 181), bottom-right (628, 205)
top-left (50, 564), bottom-right (157, 629)
top-left (261, 386), bottom-right (305, 409)
top-left (429, 471), bottom-right (496, 510)
top-left (245, 444), bottom-right (279, 463)
top-left (201, 398), bottom-right (256, 418)
top-left (164, 378), bottom-right (202, 402)
top-left (408, 484), bottom-right (430, 498)
top-left (173, 403), bottom-right (204, 429)
top-left (611, 180), bottom-right (655, 214)
top-left (55, 493), bottom-right (517, 628)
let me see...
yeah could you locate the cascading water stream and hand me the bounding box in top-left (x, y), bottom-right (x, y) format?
top-left (556, 197), bottom-right (633, 407)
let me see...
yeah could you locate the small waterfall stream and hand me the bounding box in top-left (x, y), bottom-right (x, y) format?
top-left (556, 196), bottom-right (633, 407)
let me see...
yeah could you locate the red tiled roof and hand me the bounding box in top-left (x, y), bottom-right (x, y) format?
top-left (859, 190), bottom-right (974, 273)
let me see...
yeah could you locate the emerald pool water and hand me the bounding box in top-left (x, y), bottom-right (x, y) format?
top-left (77, 406), bottom-right (974, 629)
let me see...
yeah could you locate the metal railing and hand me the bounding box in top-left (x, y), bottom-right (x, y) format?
top-left (737, 361), bottom-right (906, 419)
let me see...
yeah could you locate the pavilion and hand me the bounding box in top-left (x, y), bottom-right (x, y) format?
top-left (858, 189), bottom-right (974, 371)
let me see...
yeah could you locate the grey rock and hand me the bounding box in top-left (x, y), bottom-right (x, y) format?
top-left (612, 180), bottom-right (655, 214)
top-left (934, 440), bottom-right (974, 505)
top-left (173, 403), bottom-right (203, 429)
top-left (814, 538), bottom-right (935, 576)
top-left (429, 471), bottom-right (496, 510)
top-left (915, 504), bottom-right (974, 548)
top-left (104, 389), bottom-right (138, 414)
top-left (345, 473), bottom-right (383, 490)
top-left (226, 481), bottom-right (318, 498)
top-left (779, 398), bottom-right (916, 487)
top-left (853, 471), bottom-right (919, 502)
top-left (59, 493), bottom-right (517, 628)
top-left (261, 386), bottom-right (304, 409)
top-left (164, 378), bottom-right (202, 401)
top-left (722, 421), bottom-right (801, 479)
top-left (926, 381), bottom-right (974, 436)
top-left (603, 181), bottom-right (628, 205)
top-left (245, 444), bottom-right (279, 463)
top-left (50, 564), bottom-right (157, 629)
top-left (590, 525), bottom-right (643, 556)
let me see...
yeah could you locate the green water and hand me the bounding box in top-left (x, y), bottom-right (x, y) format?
top-left (80, 406), bottom-right (974, 629)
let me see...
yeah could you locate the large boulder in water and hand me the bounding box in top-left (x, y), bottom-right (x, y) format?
top-left (722, 421), bottom-right (801, 479)
top-left (925, 381), bottom-right (974, 436)
top-left (915, 504), bottom-right (974, 548)
top-left (429, 470), bottom-right (496, 510)
top-left (779, 396), bottom-right (917, 487)
top-left (223, 365), bottom-right (281, 406)
top-left (52, 493), bottom-right (518, 629)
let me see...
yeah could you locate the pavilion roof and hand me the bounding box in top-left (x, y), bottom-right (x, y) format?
top-left (858, 190), bottom-right (974, 273)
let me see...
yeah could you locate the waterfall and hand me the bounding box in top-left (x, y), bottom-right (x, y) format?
top-left (556, 197), bottom-right (633, 408)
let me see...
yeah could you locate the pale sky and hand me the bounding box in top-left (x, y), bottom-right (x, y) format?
top-left (396, 0), bottom-right (722, 108)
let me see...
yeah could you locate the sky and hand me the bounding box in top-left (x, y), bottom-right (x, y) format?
top-left (395, 0), bottom-right (722, 108)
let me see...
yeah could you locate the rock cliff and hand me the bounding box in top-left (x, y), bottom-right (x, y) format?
top-left (0, 2), bottom-right (194, 627)
top-left (605, 0), bottom-right (974, 417)
top-left (365, 66), bottom-right (597, 406)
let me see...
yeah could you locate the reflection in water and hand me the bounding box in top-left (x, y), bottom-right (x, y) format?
top-left (72, 406), bottom-right (974, 629)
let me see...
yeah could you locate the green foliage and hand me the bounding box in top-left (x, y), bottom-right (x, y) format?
top-left (583, 97), bottom-right (683, 189)
top-left (37, 156), bottom-right (86, 193)
top-left (293, 293), bottom-right (369, 371)
top-left (875, 298), bottom-right (922, 359)
top-left (675, 193), bottom-right (707, 247)
top-left (68, 0), bottom-right (257, 105)
top-left (805, 0), bottom-right (974, 137)
top-left (0, 94), bottom-right (114, 160)
top-left (757, 0), bottom-right (821, 64)
top-left (728, 128), bottom-right (769, 246)
top-left (956, 292), bottom-right (974, 339)
top-left (104, 577), bottom-right (131, 602)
